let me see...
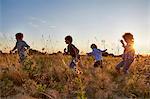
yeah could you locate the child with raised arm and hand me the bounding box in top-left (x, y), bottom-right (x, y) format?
top-left (87, 44), bottom-right (107, 68)
top-left (10, 33), bottom-right (30, 63)
top-left (64, 35), bottom-right (81, 74)
top-left (116, 33), bottom-right (135, 74)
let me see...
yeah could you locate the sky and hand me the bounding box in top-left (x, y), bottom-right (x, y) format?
top-left (0, 0), bottom-right (150, 55)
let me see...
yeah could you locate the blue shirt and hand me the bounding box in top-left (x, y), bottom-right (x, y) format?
top-left (13, 40), bottom-right (30, 57)
top-left (88, 48), bottom-right (103, 61)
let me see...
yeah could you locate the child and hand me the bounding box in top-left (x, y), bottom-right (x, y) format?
top-left (87, 44), bottom-right (107, 68)
top-left (10, 33), bottom-right (30, 63)
top-left (116, 33), bottom-right (135, 74)
top-left (64, 35), bottom-right (80, 74)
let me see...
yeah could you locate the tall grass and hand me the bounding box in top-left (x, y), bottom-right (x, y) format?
top-left (0, 53), bottom-right (150, 99)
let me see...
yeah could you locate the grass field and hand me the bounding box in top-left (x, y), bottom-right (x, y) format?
top-left (0, 53), bottom-right (150, 99)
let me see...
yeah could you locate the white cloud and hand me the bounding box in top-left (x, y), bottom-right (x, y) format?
top-left (28, 22), bottom-right (39, 28)
top-left (49, 25), bottom-right (56, 29)
top-left (30, 16), bottom-right (37, 20)
top-left (40, 20), bottom-right (46, 24)
top-left (29, 16), bottom-right (47, 24)
top-left (29, 16), bottom-right (56, 30)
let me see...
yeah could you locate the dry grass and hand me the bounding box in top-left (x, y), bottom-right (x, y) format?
top-left (0, 53), bottom-right (150, 99)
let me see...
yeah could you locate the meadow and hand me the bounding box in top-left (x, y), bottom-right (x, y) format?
top-left (0, 52), bottom-right (150, 99)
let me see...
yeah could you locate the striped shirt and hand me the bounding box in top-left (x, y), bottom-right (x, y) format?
top-left (13, 40), bottom-right (30, 59)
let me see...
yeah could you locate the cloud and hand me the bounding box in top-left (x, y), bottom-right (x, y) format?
top-left (28, 16), bottom-right (48, 28)
top-left (29, 16), bottom-right (56, 29)
top-left (28, 22), bottom-right (39, 28)
top-left (40, 20), bottom-right (46, 24)
top-left (49, 25), bottom-right (56, 29)
top-left (30, 16), bottom-right (37, 20)
top-left (29, 16), bottom-right (47, 24)
top-left (0, 32), bottom-right (2, 36)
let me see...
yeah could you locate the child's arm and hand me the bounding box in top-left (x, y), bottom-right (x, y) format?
top-left (64, 48), bottom-right (67, 53)
top-left (101, 49), bottom-right (107, 52)
top-left (63, 48), bottom-right (69, 55)
top-left (23, 42), bottom-right (30, 54)
top-left (24, 41), bottom-right (30, 49)
top-left (120, 40), bottom-right (125, 48)
top-left (10, 43), bottom-right (17, 53)
top-left (26, 45), bottom-right (30, 49)
top-left (87, 51), bottom-right (93, 56)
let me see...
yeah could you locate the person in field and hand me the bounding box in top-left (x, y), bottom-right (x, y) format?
top-left (116, 33), bottom-right (135, 74)
top-left (10, 33), bottom-right (30, 63)
top-left (87, 44), bottom-right (107, 68)
top-left (64, 35), bottom-right (81, 74)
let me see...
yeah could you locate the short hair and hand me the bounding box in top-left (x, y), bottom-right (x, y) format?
top-left (15, 32), bottom-right (23, 40)
top-left (122, 33), bottom-right (134, 41)
top-left (91, 44), bottom-right (97, 49)
top-left (65, 35), bottom-right (73, 43)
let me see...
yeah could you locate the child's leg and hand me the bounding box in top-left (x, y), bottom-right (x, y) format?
top-left (116, 61), bottom-right (124, 68)
top-left (94, 60), bottom-right (103, 68)
top-left (70, 55), bottom-right (80, 68)
top-left (116, 60), bottom-right (124, 72)
top-left (69, 58), bottom-right (81, 74)
top-left (94, 61), bottom-right (100, 67)
top-left (69, 59), bottom-right (76, 68)
top-left (19, 53), bottom-right (26, 63)
top-left (123, 59), bottom-right (134, 74)
top-left (69, 59), bottom-right (77, 74)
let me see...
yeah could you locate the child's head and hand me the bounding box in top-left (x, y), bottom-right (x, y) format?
top-left (65, 35), bottom-right (72, 44)
top-left (15, 33), bottom-right (23, 40)
top-left (122, 33), bottom-right (134, 44)
top-left (91, 44), bottom-right (97, 49)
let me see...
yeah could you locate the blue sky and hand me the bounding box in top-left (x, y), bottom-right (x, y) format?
top-left (0, 0), bottom-right (150, 54)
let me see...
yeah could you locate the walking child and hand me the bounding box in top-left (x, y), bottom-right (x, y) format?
top-left (64, 35), bottom-right (81, 74)
top-left (116, 33), bottom-right (135, 74)
top-left (10, 33), bottom-right (30, 63)
top-left (87, 44), bottom-right (107, 68)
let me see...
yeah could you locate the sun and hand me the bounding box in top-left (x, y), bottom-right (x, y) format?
top-left (133, 35), bottom-right (142, 54)
top-left (133, 40), bottom-right (139, 50)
